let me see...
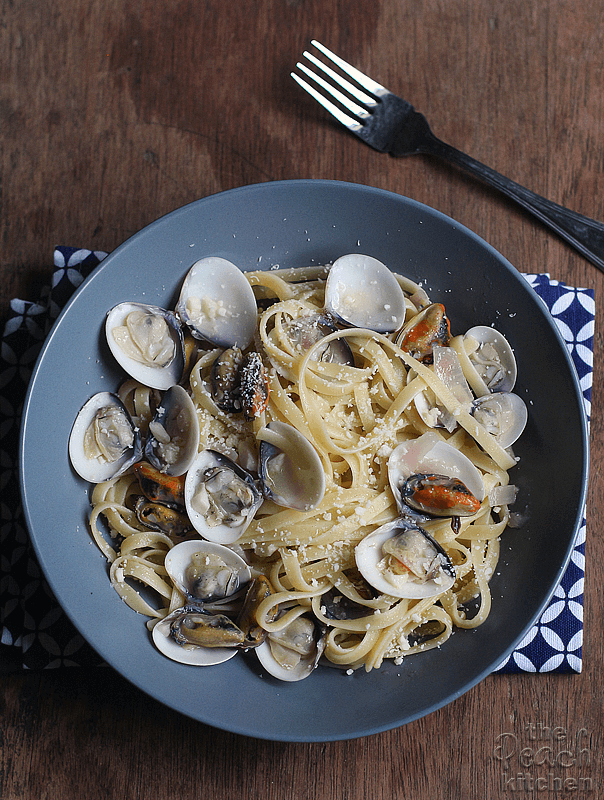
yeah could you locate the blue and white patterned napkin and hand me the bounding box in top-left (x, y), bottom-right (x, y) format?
top-left (0, 249), bottom-right (592, 672)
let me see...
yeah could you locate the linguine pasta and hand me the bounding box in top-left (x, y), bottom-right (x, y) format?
top-left (87, 263), bottom-right (521, 673)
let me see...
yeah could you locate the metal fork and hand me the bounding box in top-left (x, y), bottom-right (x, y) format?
top-left (292, 40), bottom-right (604, 273)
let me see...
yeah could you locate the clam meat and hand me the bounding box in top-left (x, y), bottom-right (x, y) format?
top-left (184, 450), bottom-right (263, 544)
top-left (324, 254), bottom-right (406, 333)
top-left (471, 391), bottom-right (527, 448)
top-left (256, 614), bottom-right (327, 681)
top-left (355, 519), bottom-right (456, 599)
top-left (164, 539), bottom-right (252, 604)
top-left (105, 302), bottom-right (185, 390)
top-left (258, 421), bottom-right (325, 511)
top-left (463, 325), bottom-right (517, 394)
top-left (176, 257), bottom-right (258, 349)
top-left (69, 392), bottom-right (142, 483)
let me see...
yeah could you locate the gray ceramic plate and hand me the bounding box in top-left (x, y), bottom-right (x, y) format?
top-left (20, 180), bottom-right (588, 741)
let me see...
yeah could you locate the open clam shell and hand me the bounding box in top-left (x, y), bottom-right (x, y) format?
top-left (255, 614), bottom-right (326, 682)
top-left (69, 391), bottom-right (142, 483)
top-left (324, 254), bottom-right (406, 333)
top-left (176, 257), bottom-right (258, 349)
top-left (258, 421), bottom-right (326, 511)
top-left (184, 450), bottom-right (263, 544)
top-left (355, 519), bottom-right (456, 600)
top-left (105, 302), bottom-right (185, 390)
top-left (463, 325), bottom-right (517, 394)
top-left (471, 391), bottom-right (528, 449)
top-left (144, 385), bottom-right (200, 476)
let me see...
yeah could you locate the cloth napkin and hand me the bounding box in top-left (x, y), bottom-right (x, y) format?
top-left (0, 248), bottom-right (592, 672)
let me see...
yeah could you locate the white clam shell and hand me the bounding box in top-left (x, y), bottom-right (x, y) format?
top-left (69, 391), bottom-right (141, 483)
top-left (464, 325), bottom-right (517, 394)
top-left (255, 616), bottom-right (325, 681)
top-left (258, 421), bottom-right (326, 511)
top-left (355, 520), bottom-right (455, 600)
top-left (176, 257), bottom-right (258, 349)
top-left (471, 392), bottom-right (528, 449)
top-left (324, 254), bottom-right (406, 333)
top-left (184, 450), bottom-right (262, 544)
top-left (388, 432), bottom-right (485, 504)
top-left (164, 539), bottom-right (251, 601)
top-left (145, 385), bottom-right (200, 476)
top-left (105, 302), bottom-right (184, 390)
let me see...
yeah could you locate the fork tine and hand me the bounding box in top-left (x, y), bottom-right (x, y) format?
top-left (302, 51), bottom-right (377, 108)
top-left (310, 40), bottom-right (389, 99)
top-left (295, 62), bottom-right (371, 120)
top-left (291, 71), bottom-right (362, 131)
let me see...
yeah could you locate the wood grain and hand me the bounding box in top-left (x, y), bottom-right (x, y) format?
top-left (2, 1), bottom-right (603, 798)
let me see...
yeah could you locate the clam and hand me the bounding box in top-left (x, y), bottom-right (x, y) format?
top-left (69, 392), bottom-right (142, 483)
top-left (258, 421), bottom-right (326, 511)
top-left (105, 302), bottom-right (185, 390)
top-left (395, 303), bottom-right (451, 363)
top-left (355, 519), bottom-right (456, 599)
top-left (256, 614), bottom-right (327, 682)
top-left (463, 325), bottom-right (517, 393)
top-left (144, 385), bottom-right (200, 476)
top-left (283, 313), bottom-right (355, 365)
top-left (471, 392), bottom-right (528, 449)
top-left (324, 254), bottom-right (406, 333)
top-left (184, 450), bottom-right (263, 544)
top-left (164, 540), bottom-right (251, 604)
top-left (388, 432), bottom-right (485, 516)
top-left (176, 257), bottom-right (258, 349)
top-left (410, 344), bottom-right (472, 433)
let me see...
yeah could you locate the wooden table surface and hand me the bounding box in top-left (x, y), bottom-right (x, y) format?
top-left (2, 1), bottom-right (602, 798)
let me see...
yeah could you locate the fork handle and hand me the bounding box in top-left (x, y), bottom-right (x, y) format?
top-left (421, 133), bottom-right (604, 272)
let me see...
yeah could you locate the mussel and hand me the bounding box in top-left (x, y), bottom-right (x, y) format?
top-left (395, 303), bottom-right (451, 363)
top-left (400, 474), bottom-right (482, 518)
top-left (388, 432), bottom-right (485, 516)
